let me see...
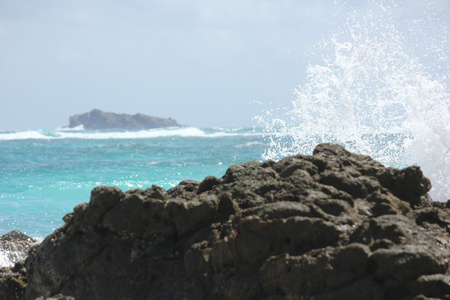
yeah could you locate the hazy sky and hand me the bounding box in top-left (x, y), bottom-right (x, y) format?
top-left (0, 0), bottom-right (448, 130)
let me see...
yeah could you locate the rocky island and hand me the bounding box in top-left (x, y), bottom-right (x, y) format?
top-left (1, 144), bottom-right (449, 299)
top-left (68, 109), bottom-right (180, 130)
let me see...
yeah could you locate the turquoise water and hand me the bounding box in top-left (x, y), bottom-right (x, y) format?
top-left (0, 127), bottom-right (266, 238)
top-left (1, 0), bottom-right (448, 268)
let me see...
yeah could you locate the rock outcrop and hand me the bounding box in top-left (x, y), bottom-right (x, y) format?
top-left (0, 230), bottom-right (37, 266)
top-left (0, 231), bottom-right (36, 267)
top-left (68, 109), bottom-right (180, 130)
top-left (1, 144), bottom-right (450, 299)
top-left (0, 231), bottom-right (37, 300)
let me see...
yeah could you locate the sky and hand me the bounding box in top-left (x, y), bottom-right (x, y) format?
top-left (0, 0), bottom-right (448, 130)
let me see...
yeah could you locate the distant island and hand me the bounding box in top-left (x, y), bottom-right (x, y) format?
top-left (67, 109), bottom-right (180, 130)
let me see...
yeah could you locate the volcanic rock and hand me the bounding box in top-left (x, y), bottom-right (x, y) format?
top-left (0, 230), bottom-right (36, 266)
top-left (68, 109), bottom-right (180, 130)
top-left (1, 143), bottom-right (449, 299)
top-left (0, 231), bottom-right (37, 300)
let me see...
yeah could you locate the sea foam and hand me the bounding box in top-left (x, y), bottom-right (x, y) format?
top-left (258, 0), bottom-right (449, 201)
top-left (0, 127), bottom-right (262, 141)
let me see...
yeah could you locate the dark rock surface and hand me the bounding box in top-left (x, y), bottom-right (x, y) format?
top-left (1, 144), bottom-right (449, 299)
top-left (0, 230), bottom-right (36, 266)
top-left (0, 231), bottom-right (37, 300)
top-left (68, 109), bottom-right (180, 130)
top-left (0, 263), bottom-right (27, 300)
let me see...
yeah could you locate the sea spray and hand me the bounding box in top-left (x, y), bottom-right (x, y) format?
top-left (0, 231), bottom-right (40, 268)
top-left (0, 243), bottom-right (28, 268)
top-left (258, 0), bottom-right (450, 201)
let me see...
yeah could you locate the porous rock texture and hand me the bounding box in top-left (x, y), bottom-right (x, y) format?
top-left (3, 144), bottom-right (450, 299)
top-left (0, 231), bottom-right (37, 265)
top-left (0, 231), bottom-right (36, 300)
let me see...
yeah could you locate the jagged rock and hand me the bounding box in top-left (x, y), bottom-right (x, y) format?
top-left (0, 259), bottom-right (28, 300)
top-left (0, 230), bottom-right (37, 267)
top-left (1, 143), bottom-right (449, 299)
top-left (68, 109), bottom-right (180, 130)
top-left (1, 231), bottom-right (35, 243)
top-left (0, 231), bottom-right (33, 299)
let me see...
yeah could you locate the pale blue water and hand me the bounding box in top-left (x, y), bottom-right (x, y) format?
top-left (0, 127), bottom-right (266, 238)
top-left (1, 0), bottom-right (448, 268)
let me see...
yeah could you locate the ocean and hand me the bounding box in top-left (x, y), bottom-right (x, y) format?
top-left (1, 125), bottom-right (448, 243)
top-left (1, 0), bottom-right (448, 268)
top-left (0, 127), bottom-right (267, 238)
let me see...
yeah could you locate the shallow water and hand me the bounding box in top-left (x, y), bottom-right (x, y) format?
top-left (0, 127), bottom-right (267, 238)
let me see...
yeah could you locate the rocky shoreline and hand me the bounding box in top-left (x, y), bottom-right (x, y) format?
top-left (1, 144), bottom-right (449, 299)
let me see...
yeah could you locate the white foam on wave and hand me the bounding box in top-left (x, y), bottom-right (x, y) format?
top-left (0, 126), bottom-right (266, 141)
top-left (0, 127), bottom-right (262, 141)
top-left (0, 237), bottom-right (43, 268)
top-left (258, 0), bottom-right (449, 201)
top-left (55, 124), bottom-right (85, 131)
top-left (58, 127), bottom-right (208, 139)
top-left (0, 251), bottom-right (12, 268)
top-left (0, 130), bottom-right (52, 141)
